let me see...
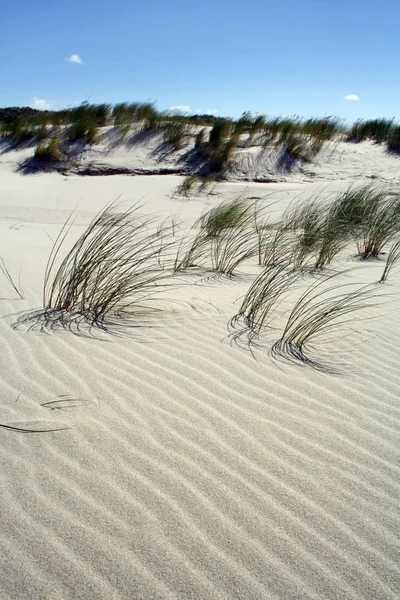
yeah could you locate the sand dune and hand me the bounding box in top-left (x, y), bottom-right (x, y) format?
top-left (1, 143), bottom-right (400, 599)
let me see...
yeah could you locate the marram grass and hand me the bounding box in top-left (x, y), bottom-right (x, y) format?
top-left (270, 270), bottom-right (380, 372)
top-left (379, 237), bottom-right (400, 282)
top-left (175, 198), bottom-right (258, 277)
top-left (16, 203), bottom-right (177, 331)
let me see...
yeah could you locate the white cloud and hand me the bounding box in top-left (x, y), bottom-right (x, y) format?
top-left (206, 108), bottom-right (219, 115)
top-left (30, 97), bottom-right (53, 111)
top-left (344, 94), bottom-right (359, 101)
top-left (169, 105), bottom-right (191, 113)
top-left (67, 54), bottom-right (84, 64)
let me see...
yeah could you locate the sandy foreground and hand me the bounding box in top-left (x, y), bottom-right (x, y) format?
top-left (0, 142), bottom-right (400, 600)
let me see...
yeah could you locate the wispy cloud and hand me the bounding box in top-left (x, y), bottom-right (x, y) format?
top-left (169, 105), bottom-right (191, 113)
top-left (344, 94), bottom-right (359, 101)
top-left (30, 97), bottom-right (54, 111)
top-left (67, 54), bottom-right (84, 64)
top-left (206, 108), bottom-right (219, 115)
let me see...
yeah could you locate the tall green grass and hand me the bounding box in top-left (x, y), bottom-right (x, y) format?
top-left (112, 102), bottom-right (140, 125)
top-left (379, 237), bottom-right (400, 282)
top-left (195, 127), bottom-right (206, 150)
top-left (174, 198), bottom-right (257, 276)
top-left (40, 203), bottom-right (174, 328)
top-left (347, 118), bottom-right (394, 143)
top-left (326, 186), bottom-right (400, 258)
top-left (162, 120), bottom-right (192, 149)
top-left (256, 223), bottom-right (295, 268)
top-left (230, 263), bottom-right (300, 346)
top-left (66, 104), bottom-right (110, 143)
top-left (345, 117), bottom-right (400, 154)
top-left (197, 198), bottom-right (251, 236)
top-left (4, 101), bottom-right (400, 174)
top-left (270, 272), bottom-right (379, 372)
top-left (4, 118), bottom-right (36, 144)
top-left (199, 119), bottom-right (240, 174)
top-left (34, 137), bottom-right (63, 162)
top-left (260, 116), bottom-right (342, 164)
top-left (281, 186), bottom-right (400, 268)
top-left (387, 126), bottom-right (400, 154)
top-left (175, 174), bottom-right (218, 197)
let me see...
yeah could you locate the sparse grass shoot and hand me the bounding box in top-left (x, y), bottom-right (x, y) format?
top-left (379, 237), bottom-right (400, 282)
top-left (0, 257), bottom-right (23, 299)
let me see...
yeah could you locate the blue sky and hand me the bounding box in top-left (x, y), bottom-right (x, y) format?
top-left (1, 0), bottom-right (399, 122)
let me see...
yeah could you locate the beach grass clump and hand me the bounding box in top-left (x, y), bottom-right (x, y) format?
top-left (162, 120), bottom-right (191, 149)
top-left (386, 125), bottom-right (400, 154)
top-left (327, 185), bottom-right (400, 258)
top-left (313, 213), bottom-right (350, 269)
top-left (67, 120), bottom-right (98, 143)
top-left (284, 194), bottom-right (351, 270)
top-left (233, 112), bottom-right (266, 138)
top-left (47, 109), bottom-right (70, 127)
top-left (263, 116), bottom-right (299, 143)
top-left (358, 196), bottom-right (400, 259)
top-left (74, 104), bottom-right (111, 127)
top-left (42, 203), bottom-right (174, 328)
top-left (173, 228), bottom-right (209, 272)
top-left (174, 225), bottom-right (255, 277)
top-left (257, 222), bottom-right (296, 267)
top-left (196, 197), bottom-right (251, 237)
top-left (207, 137), bottom-right (238, 173)
top-left (112, 102), bottom-right (140, 126)
top-left (288, 199), bottom-right (326, 267)
top-left (252, 199), bottom-right (297, 267)
top-left (261, 116), bottom-right (342, 163)
top-left (6, 118), bottom-right (36, 144)
top-left (34, 124), bottom-right (49, 141)
top-left (230, 263), bottom-right (300, 345)
top-left (111, 103), bottom-right (139, 137)
top-left (270, 271), bottom-right (379, 371)
top-left (347, 118), bottom-right (395, 143)
top-left (208, 118), bottom-right (232, 150)
top-left (209, 136), bottom-right (239, 173)
top-left (136, 103), bottom-right (160, 131)
top-left (34, 137), bottom-right (64, 162)
top-left (207, 207), bottom-right (258, 276)
top-left (277, 129), bottom-right (319, 163)
top-left (66, 103), bottom-right (111, 143)
top-left (208, 227), bottom-right (256, 276)
top-left (175, 198), bottom-right (257, 276)
top-left (199, 118), bottom-right (240, 174)
top-left (287, 186), bottom-right (400, 267)
top-left (195, 127), bottom-right (206, 150)
top-left (235, 113), bottom-right (268, 143)
top-left (302, 116), bottom-right (342, 141)
top-left (109, 101), bottom-right (161, 132)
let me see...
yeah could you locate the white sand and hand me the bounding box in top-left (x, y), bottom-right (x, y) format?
top-left (1, 140), bottom-right (400, 599)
